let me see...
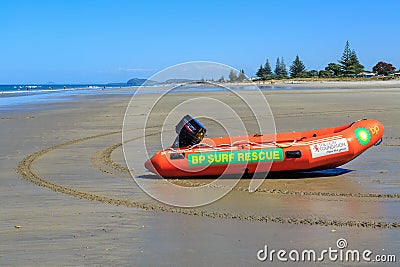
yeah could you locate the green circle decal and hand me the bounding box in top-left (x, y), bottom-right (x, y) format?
top-left (354, 127), bottom-right (371, 146)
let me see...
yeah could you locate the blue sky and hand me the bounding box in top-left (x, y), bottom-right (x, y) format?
top-left (0, 0), bottom-right (399, 84)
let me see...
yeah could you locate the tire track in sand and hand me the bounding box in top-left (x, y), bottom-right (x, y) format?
top-left (17, 131), bottom-right (400, 229)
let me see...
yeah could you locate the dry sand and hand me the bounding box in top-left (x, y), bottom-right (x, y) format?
top-left (1, 83), bottom-right (400, 266)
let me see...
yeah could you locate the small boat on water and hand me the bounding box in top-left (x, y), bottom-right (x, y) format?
top-left (144, 115), bottom-right (384, 178)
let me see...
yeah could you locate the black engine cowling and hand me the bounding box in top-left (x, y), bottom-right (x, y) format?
top-left (172, 115), bottom-right (207, 148)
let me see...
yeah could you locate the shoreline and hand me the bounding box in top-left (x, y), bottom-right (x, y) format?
top-left (2, 79), bottom-right (399, 110)
top-left (2, 78), bottom-right (400, 90)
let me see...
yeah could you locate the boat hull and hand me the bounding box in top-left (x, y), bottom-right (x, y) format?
top-left (144, 119), bottom-right (384, 178)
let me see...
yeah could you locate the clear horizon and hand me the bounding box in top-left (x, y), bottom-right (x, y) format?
top-left (1, 0), bottom-right (399, 84)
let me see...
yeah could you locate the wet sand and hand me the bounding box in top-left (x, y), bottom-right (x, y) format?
top-left (1, 85), bottom-right (400, 265)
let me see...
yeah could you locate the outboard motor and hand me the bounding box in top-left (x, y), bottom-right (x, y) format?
top-left (172, 115), bottom-right (207, 148)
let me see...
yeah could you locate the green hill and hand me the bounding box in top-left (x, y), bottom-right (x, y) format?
top-left (126, 78), bottom-right (159, 86)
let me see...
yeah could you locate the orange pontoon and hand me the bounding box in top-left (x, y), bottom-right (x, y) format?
top-left (144, 116), bottom-right (384, 178)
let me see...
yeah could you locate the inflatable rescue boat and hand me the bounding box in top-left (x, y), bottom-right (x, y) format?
top-left (144, 115), bottom-right (384, 178)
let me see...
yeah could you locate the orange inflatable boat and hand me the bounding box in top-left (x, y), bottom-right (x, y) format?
top-left (144, 115), bottom-right (384, 178)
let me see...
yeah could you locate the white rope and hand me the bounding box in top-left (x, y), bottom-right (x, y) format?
top-left (167, 138), bottom-right (298, 152)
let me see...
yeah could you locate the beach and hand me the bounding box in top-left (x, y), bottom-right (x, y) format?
top-left (1, 81), bottom-right (400, 265)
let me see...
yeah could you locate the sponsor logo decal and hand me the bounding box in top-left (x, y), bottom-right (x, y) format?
top-left (310, 138), bottom-right (349, 158)
top-left (183, 118), bottom-right (195, 134)
top-left (369, 125), bottom-right (380, 135)
top-left (188, 148), bottom-right (283, 166)
top-left (354, 127), bottom-right (371, 146)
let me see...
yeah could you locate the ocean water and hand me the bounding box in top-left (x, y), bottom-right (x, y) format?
top-left (0, 84), bottom-right (111, 94)
top-left (0, 83), bottom-right (311, 110)
top-left (0, 84), bottom-right (133, 109)
top-left (0, 83), bottom-right (257, 109)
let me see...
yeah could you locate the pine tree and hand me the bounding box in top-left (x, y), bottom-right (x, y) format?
top-left (261, 59), bottom-right (273, 79)
top-left (274, 57), bottom-right (281, 77)
top-left (256, 65), bottom-right (264, 79)
top-left (256, 60), bottom-right (273, 80)
top-left (237, 69), bottom-right (246, 82)
top-left (348, 50), bottom-right (364, 75)
top-left (339, 41), bottom-right (352, 74)
top-left (280, 57), bottom-right (288, 77)
top-left (264, 59), bottom-right (272, 76)
top-left (229, 70), bottom-right (238, 82)
top-left (289, 55), bottom-right (306, 78)
top-left (338, 40), bottom-right (364, 75)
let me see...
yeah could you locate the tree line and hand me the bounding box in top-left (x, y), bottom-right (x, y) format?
top-left (255, 41), bottom-right (398, 80)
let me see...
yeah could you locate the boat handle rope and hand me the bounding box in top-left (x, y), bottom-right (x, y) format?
top-left (167, 139), bottom-right (298, 153)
